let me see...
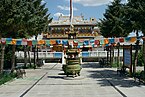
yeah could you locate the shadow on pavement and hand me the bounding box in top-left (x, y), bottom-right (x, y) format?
top-left (82, 62), bottom-right (100, 68)
top-left (83, 62), bottom-right (142, 88)
top-left (47, 76), bottom-right (64, 79)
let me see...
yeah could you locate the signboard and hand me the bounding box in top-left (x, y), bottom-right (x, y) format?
top-left (123, 45), bottom-right (132, 70)
top-left (124, 49), bottom-right (131, 67)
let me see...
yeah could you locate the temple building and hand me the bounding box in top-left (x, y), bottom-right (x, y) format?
top-left (42, 15), bottom-right (101, 52)
top-left (43, 15), bottom-right (100, 39)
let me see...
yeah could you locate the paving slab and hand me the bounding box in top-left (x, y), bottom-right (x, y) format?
top-left (0, 62), bottom-right (145, 97)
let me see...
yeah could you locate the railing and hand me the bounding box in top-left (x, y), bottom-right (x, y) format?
top-left (80, 50), bottom-right (123, 58)
top-left (15, 51), bottom-right (62, 59)
top-left (15, 50), bottom-right (125, 59)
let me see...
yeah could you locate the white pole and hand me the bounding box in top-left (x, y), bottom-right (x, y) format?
top-left (70, 0), bottom-right (73, 25)
top-left (62, 52), bottom-right (66, 64)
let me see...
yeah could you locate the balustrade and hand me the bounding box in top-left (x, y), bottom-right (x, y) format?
top-left (15, 50), bottom-right (124, 59)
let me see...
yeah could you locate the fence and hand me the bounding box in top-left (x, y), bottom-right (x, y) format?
top-left (15, 50), bottom-right (124, 59)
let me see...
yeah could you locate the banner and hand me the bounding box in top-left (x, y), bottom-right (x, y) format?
top-left (0, 36), bottom-right (140, 47)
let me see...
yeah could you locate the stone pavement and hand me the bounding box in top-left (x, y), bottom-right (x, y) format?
top-left (0, 62), bottom-right (145, 97)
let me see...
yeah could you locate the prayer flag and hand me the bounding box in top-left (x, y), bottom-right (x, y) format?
top-left (130, 37), bottom-right (136, 42)
top-left (73, 40), bottom-right (78, 46)
top-left (1, 38), bottom-right (6, 44)
top-left (38, 40), bottom-right (45, 45)
top-left (62, 40), bottom-right (68, 46)
top-left (32, 40), bottom-right (37, 45)
top-left (95, 40), bottom-right (100, 45)
top-left (119, 38), bottom-right (124, 42)
top-left (6, 38), bottom-right (12, 44)
top-left (115, 38), bottom-right (119, 43)
top-left (45, 40), bottom-right (50, 46)
top-left (100, 39), bottom-right (104, 45)
top-left (16, 39), bottom-right (22, 45)
top-left (11, 39), bottom-right (16, 45)
top-left (104, 38), bottom-right (109, 44)
top-left (27, 40), bottom-right (32, 46)
top-left (21, 38), bottom-right (27, 45)
top-left (125, 37), bottom-right (131, 42)
top-left (50, 40), bottom-right (56, 45)
top-left (109, 38), bottom-right (115, 44)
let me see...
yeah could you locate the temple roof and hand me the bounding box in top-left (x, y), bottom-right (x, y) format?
top-left (49, 16), bottom-right (97, 26)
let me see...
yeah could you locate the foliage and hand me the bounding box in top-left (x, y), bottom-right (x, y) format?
top-left (112, 62), bottom-right (123, 68)
top-left (131, 46), bottom-right (144, 66)
top-left (4, 45), bottom-right (13, 69)
top-left (23, 64), bottom-right (36, 69)
top-left (98, 0), bottom-right (145, 37)
top-left (98, 0), bottom-right (128, 37)
top-left (134, 70), bottom-right (145, 81)
top-left (137, 46), bottom-right (144, 66)
top-left (125, 0), bottom-right (145, 74)
top-left (98, 0), bottom-right (145, 74)
top-left (0, 0), bottom-right (52, 38)
top-left (126, 0), bottom-right (145, 33)
top-left (0, 0), bottom-right (52, 72)
top-left (0, 73), bottom-right (16, 85)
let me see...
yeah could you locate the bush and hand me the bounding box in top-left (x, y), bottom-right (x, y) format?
top-left (4, 45), bottom-right (13, 69)
top-left (137, 48), bottom-right (144, 66)
top-left (24, 64), bottom-right (36, 69)
top-left (132, 46), bottom-right (144, 66)
top-left (0, 73), bottom-right (16, 85)
top-left (112, 62), bottom-right (123, 68)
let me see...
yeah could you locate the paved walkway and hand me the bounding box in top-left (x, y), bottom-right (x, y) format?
top-left (0, 62), bottom-right (145, 97)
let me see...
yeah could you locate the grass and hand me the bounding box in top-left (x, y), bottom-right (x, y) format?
top-left (112, 62), bottom-right (123, 68)
top-left (135, 70), bottom-right (142, 76)
top-left (0, 73), bottom-right (16, 85)
top-left (24, 64), bottom-right (36, 69)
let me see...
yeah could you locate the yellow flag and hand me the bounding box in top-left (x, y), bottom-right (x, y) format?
top-left (11, 39), bottom-right (16, 45)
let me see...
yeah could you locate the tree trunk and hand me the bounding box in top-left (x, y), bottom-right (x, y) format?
top-left (110, 45), bottom-right (114, 67)
top-left (33, 46), bottom-right (36, 69)
top-left (133, 30), bottom-right (139, 75)
top-left (27, 46), bottom-right (32, 68)
top-left (117, 43), bottom-right (120, 68)
top-left (107, 50), bottom-right (109, 64)
top-left (0, 44), bottom-right (5, 74)
top-left (110, 46), bottom-right (112, 67)
top-left (112, 45), bottom-right (114, 66)
top-left (11, 45), bottom-right (16, 73)
top-left (143, 37), bottom-right (145, 78)
top-left (24, 45), bottom-right (27, 68)
top-left (34, 36), bottom-right (37, 69)
top-left (36, 45), bottom-right (39, 67)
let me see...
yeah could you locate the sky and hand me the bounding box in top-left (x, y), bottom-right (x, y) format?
top-left (42, 0), bottom-right (127, 20)
top-left (41, 0), bottom-right (144, 37)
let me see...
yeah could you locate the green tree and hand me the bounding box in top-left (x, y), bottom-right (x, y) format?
top-left (98, 0), bottom-right (128, 38)
top-left (0, 0), bottom-right (52, 73)
top-left (125, 0), bottom-right (145, 75)
top-left (0, 0), bottom-right (52, 38)
top-left (98, 0), bottom-right (129, 68)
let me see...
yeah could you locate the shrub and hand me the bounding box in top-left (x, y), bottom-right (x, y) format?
top-left (0, 73), bottom-right (16, 85)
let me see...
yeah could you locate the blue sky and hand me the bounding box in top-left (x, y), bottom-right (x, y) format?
top-left (42, 0), bottom-right (127, 20)
top-left (42, 0), bottom-right (144, 37)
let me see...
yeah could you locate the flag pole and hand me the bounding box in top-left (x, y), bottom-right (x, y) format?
top-left (70, 0), bottom-right (73, 25)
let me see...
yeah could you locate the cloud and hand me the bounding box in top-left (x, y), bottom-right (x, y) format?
top-left (54, 12), bottom-right (64, 17)
top-left (41, 0), bottom-right (46, 4)
top-left (121, 0), bottom-right (128, 4)
top-left (54, 12), bottom-right (70, 17)
top-left (66, 0), bottom-right (113, 6)
top-left (57, 5), bottom-right (78, 11)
